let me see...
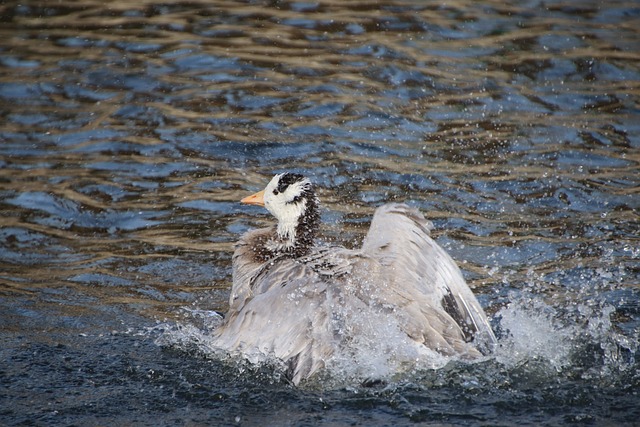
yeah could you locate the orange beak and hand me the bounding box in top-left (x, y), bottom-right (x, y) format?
top-left (240, 189), bottom-right (265, 207)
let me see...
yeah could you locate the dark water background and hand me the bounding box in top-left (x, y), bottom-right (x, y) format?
top-left (1, 0), bottom-right (639, 425)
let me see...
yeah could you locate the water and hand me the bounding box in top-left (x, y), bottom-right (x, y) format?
top-left (1, 0), bottom-right (639, 425)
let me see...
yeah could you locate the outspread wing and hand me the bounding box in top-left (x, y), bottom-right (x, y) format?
top-left (360, 203), bottom-right (496, 355)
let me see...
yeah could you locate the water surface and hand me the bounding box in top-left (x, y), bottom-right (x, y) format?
top-left (1, 0), bottom-right (639, 425)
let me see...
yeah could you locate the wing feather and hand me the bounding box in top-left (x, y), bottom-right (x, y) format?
top-left (361, 203), bottom-right (496, 354)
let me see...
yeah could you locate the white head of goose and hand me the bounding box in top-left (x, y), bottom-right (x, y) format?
top-left (240, 173), bottom-right (320, 259)
top-left (213, 173), bottom-right (497, 386)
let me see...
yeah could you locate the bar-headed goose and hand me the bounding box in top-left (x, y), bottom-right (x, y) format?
top-left (212, 173), bottom-right (496, 385)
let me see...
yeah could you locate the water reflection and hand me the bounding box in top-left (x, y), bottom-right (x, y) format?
top-left (1, 0), bottom-right (639, 425)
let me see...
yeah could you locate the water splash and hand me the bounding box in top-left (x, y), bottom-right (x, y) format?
top-left (151, 301), bottom-right (449, 386)
top-left (492, 291), bottom-right (638, 388)
top-left (153, 308), bottom-right (224, 354)
top-left (322, 298), bottom-right (451, 384)
top-left (494, 296), bottom-right (576, 371)
top-left (151, 286), bottom-right (638, 390)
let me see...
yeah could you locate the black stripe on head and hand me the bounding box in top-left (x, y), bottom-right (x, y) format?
top-left (275, 173), bottom-right (306, 194)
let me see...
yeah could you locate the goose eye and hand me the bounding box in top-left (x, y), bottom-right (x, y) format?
top-left (273, 189), bottom-right (279, 195)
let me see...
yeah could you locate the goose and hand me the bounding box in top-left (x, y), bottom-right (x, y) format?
top-left (212, 173), bottom-right (496, 385)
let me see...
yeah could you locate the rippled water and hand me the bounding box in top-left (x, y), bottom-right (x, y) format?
top-left (1, 0), bottom-right (639, 425)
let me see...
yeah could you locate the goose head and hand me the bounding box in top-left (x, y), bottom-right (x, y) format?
top-left (241, 173), bottom-right (320, 256)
